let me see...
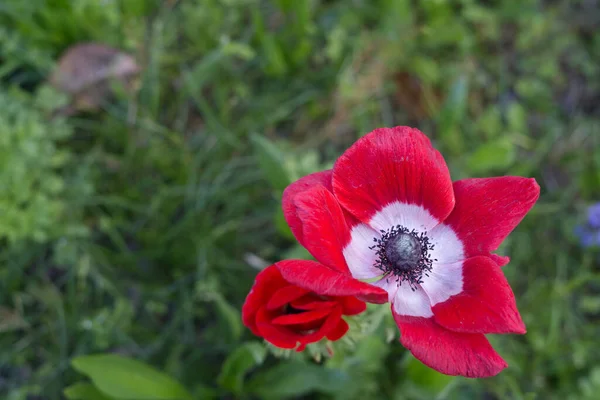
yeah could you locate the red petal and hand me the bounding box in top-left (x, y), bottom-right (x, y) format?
top-left (282, 170), bottom-right (333, 245)
top-left (490, 254), bottom-right (510, 267)
top-left (340, 296), bottom-right (367, 316)
top-left (432, 256), bottom-right (526, 334)
top-left (242, 265), bottom-right (287, 335)
top-left (394, 312), bottom-right (508, 378)
top-left (296, 306), bottom-right (344, 351)
top-left (291, 319), bottom-right (330, 332)
top-left (276, 260), bottom-right (388, 304)
top-left (271, 308), bottom-right (332, 325)
top-left (332, 126), bottom-right (454, 226)
top-left (326, 318), bottom-right (349, 341)
top-left (290, 294), bottom-right (338, 310)
top-left (266, 285), bottom-right (310, 311)
top-left (255, 306), bottom-right (299, 349)
top-left (296, 343), bottom-right (307, 351)
top-left (445, 177), bottom-right (540, 258)
top-left (293, 185), bottom-right (351, 272)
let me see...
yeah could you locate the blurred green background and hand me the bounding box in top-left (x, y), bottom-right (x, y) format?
top-left (1, 0), bottom-right (600, 399)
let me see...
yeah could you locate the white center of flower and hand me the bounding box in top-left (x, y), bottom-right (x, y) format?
top-left (342, 201), bottom-right (466, 317)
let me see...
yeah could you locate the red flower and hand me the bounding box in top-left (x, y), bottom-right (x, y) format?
top-left (242, 264), bottom-right (370, 351)
top-left (279, 126), bottom-right (540, 377)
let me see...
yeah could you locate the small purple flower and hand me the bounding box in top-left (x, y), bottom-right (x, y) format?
top-left (587, 203), bottom-right (600, 229)
top-left (576, 202), bottom-right (600, 248)
top-left (575, 226), bottom-right (599, 247)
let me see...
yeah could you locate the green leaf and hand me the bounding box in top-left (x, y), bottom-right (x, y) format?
top-left (437, 75), bottom-right (469, 154)
top-left (281, 243), bottom-right (313, 260)
top-left (71, 354), bottom-right (193, 400)
top-left (222, 41), bottom-right (256, 60)
top-left (213, 292), bottom-right (243, 341)
top-left (404, 356), bottom-right (454, 393)
top-left (262, 33), bottom-right (288, 76)
top-left (466, 137), bottom-right (516, 174)
top-left (217, 342), bottom-right (267, 394)
top-left (412, 56), bottom-right (441, 83)
top-left (64, 383), bottom-right (115, 400)
top-left (506, 102), bottom-right (527, 133)
top-left (250, 134), bottom-right (292, 191)
top-left (247, 362), bottom-right (350, 399)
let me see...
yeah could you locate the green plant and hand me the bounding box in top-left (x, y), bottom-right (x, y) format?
top-left (0, 86), bottom-right (90, 244)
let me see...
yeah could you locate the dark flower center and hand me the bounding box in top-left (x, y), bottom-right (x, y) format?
top-left (370, 225), bottom-right (435, 290)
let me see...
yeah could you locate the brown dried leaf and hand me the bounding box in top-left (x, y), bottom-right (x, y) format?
top-left (393, 71), bottom-right (441, 120)
top-left (0, 306), bottom-right (29, 332)
top-left (49, 43), bottom-right (140, 112)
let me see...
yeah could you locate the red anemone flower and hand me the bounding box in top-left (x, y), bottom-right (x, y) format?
top-left (242, 264), bottom-right (376, 351)
top-left (278, 126), bottom-right (539, 377)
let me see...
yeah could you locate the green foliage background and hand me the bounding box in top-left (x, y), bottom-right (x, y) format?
top-left (1, 0), bottom-right (600, 399)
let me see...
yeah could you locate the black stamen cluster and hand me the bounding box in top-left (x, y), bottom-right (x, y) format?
top-left (369, 225), bottom-right (436, 291)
